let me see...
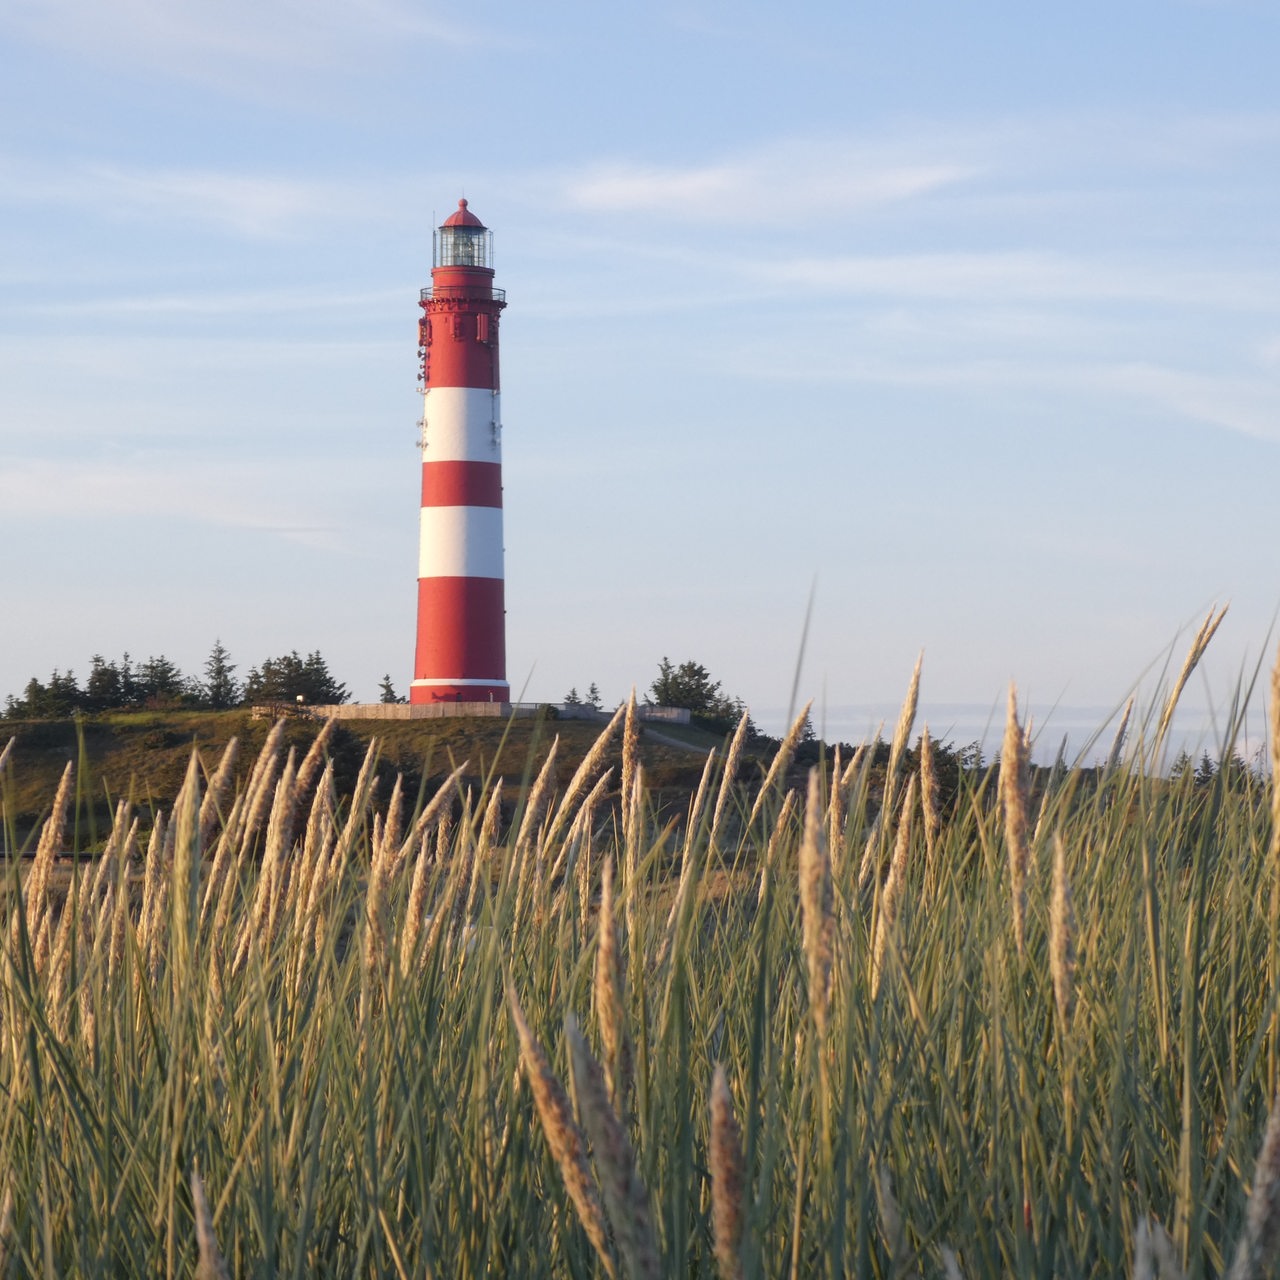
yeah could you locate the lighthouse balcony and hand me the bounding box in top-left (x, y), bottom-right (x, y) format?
top-left (421, 285), bottom-right (506, 304)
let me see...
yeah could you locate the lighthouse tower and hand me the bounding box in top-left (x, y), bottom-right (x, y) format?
top-left (411, 199), bottom-right (509, 705)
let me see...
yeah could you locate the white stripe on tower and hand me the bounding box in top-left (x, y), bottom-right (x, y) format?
top-left (418, 507), bottom-right (504, 579)
top-left (420, 387), bottom-right (501, 460)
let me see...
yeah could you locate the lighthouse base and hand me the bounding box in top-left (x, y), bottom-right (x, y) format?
top-left (410, 680), bottom-right (510, 705)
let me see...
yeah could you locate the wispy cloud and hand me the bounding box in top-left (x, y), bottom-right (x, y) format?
top-left (1, 0), bottom-right (475, 80)
top-left (555, 108), bottom-right (1280, 230)
top-left (765, 250), bottom-right (1280, 310)
top-left (563, 139), bottom-right (978, 222)
top-left (735, 345), bottom-right (1280, 443)
top-left (518, 240), bottom-right (1279, 329)
top-left (0, 455), bottom-right (354, 549)
top-left (1099, 363), bottom-right (1280, 442)
top-left (8, 286), bottom-right (403, 320)
top-left (0, 156), bottom-right (382, 238)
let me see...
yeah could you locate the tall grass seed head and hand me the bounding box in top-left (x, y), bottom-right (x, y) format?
top-left (508, 991), bottom-right (616, 1279)
top-left (1051, 834), bottom-right (1077, 1032)
top-left (799, 768), bottom-right (834, 1036)
top-left (566, 1014), bottom-right (661, 1280)
top-left (709, 1064), bottom-right (746, 1280)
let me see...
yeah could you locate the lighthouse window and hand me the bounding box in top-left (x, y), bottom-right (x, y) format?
top-left (476, 314), bottom-right (490, 343)
top-left (436, 227), bottom-right (492, 269)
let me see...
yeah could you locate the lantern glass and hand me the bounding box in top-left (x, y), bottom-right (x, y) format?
top-left (436, 227), bottom-right (492, 269)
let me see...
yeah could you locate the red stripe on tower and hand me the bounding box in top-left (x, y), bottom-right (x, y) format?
top-left (421, 461), bottom-right (503, 509)
top-left (411, 199), bottom-right (510, 704)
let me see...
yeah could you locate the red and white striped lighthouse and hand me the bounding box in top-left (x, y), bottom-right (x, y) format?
top-left (411, 199), bottom-right (509, 704)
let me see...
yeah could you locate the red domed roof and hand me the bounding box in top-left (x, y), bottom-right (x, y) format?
top-left (441, 198), bottom-right (486, 230)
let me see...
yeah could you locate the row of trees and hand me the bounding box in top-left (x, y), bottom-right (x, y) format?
top-left (7, 650), bottom-right (743, 724)
top-left (560, 660), bottom-right (746, 732)
top-left (562, 683), bottom-right (604, 710)
top-left (3, 643), bottom-right (351, 718)
top-left (559, 658), bottom-right (771, 741)
top-left (9, 649), bottom-right (809, 741)
top-left (1169, 748), bottom-right (1261, 789)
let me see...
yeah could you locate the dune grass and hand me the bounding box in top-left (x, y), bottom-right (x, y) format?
top-left (1, 636), bottom-right (1280, 1277)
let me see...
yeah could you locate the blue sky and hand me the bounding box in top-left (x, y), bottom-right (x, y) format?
top-left (3, 0), bottom-right (1279, 756)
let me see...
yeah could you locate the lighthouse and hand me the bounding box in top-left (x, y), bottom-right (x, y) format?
top-left (411, 199), bottom-right (510, 705)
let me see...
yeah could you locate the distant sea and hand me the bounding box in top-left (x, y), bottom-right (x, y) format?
top-left (753, 701), bottom-right (1270, 772)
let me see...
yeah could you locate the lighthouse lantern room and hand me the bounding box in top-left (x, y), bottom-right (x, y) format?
top-left (411, 199), bottom-right (509, 704)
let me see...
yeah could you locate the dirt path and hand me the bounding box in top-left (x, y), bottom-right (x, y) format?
top-left (642, 727), bottom-right (712, 755)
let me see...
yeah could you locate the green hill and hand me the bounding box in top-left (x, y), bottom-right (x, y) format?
top-left (0, 709), bottom-right (733, 853)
